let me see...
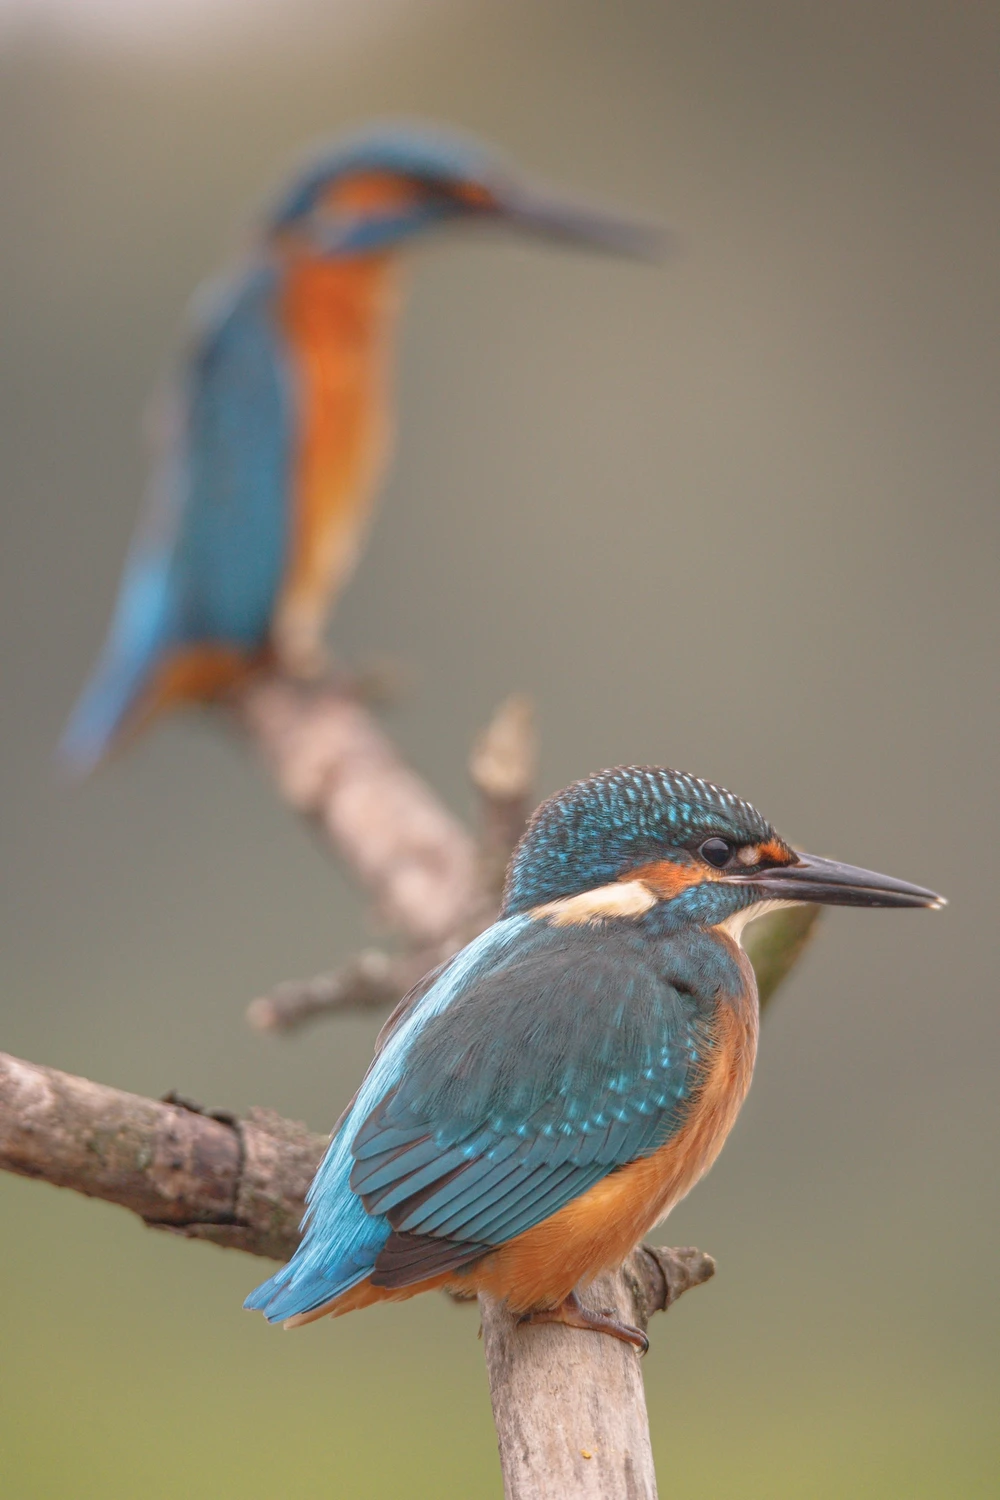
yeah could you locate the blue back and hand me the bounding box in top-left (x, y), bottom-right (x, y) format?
top-left (170, 263), bottom-right (293, 645)
top-left (59, 260), bottom-right (293, 771)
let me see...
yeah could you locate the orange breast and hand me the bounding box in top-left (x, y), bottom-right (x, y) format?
top-left (272, 252), bottom-right (400, 672)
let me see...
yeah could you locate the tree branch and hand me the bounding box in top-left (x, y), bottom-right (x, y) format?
top-left (481, 1247), bottom-right (715, 1500)
top-left (233, 675), bottom-right (485, 946)
top-left (0, 1050), bottom-right (325, 1261)
top-left (469, 693), bottom-right (537, 904)
top-left (246, 948), bottom-right (430, 1035)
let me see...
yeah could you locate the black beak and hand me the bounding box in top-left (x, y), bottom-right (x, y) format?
top-left (730, 851), bottom-right (946, 910)
top-left (491, 183), bottom-right (669, 260)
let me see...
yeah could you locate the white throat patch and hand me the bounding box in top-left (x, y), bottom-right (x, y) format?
top-left (716, 898), bottom-right (801, 946)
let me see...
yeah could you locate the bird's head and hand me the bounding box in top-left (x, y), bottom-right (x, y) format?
top-left (503, 766), bottom-right (944, 936)
top-left (264, 121), bottom-right (665, 259)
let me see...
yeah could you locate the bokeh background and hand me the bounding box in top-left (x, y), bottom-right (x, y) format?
top-left (1, 1), bottom-right (998, 1495)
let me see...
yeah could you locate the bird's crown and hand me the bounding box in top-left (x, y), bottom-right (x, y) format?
top-left (267, 122), bottom-right (506, 231)
top-left (502, 766), bottom-right (782, 916)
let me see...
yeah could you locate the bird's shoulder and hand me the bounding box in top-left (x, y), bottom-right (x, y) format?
top-left (361, 912), bottom-right (729, 1154)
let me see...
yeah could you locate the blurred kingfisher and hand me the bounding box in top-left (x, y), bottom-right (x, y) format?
top-left (246, 765), bottom-right (943, 1349)
top-left (60, 125), bottom-right (662, 773)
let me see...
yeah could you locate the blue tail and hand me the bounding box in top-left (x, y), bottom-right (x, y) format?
top-left (243, 1244), bottom-right (380, 1324)
top-left (244, 1125), bottom-right (392, 1324)
top-left (59, 546), bottom-right (174, 775)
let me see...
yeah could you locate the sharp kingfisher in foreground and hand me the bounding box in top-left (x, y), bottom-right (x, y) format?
top-left (246, 766), bottom-right (943, 1349)
top-left (60, 125), bottom-right (662, 773)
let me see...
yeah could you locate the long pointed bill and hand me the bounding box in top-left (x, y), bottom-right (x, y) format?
top-left (730, 851), bottom-right (946, 910)
top-left (491, 183), bottom-right (670, 260)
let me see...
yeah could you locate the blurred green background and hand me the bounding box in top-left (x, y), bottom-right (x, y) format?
top-left (1, 1), bottom-right (997, 1495)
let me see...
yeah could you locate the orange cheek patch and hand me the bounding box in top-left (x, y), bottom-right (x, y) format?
top-left (626, 860), bottom-right (714, 900)
top-left (758, 837), bottom-right (795, 866)
top-left (453, 181), bottom-right (495, 210)
top-left (323, 174), bottom-right (424, 216)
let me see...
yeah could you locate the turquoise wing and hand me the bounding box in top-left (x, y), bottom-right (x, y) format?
top-left (59, 261), bottom-right (294, 770)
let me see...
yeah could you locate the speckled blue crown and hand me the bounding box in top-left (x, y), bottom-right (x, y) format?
top-left (502, 765), bottom-right (774, 915)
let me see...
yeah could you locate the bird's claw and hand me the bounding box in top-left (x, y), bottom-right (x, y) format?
top-left (520, 1292), bottom-right (649, 1354)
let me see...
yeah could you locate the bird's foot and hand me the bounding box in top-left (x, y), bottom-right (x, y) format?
top-left (520, 1291), bottom-right (649, 1353)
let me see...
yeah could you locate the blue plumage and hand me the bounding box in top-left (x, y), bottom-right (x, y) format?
top-left (245, 917), bottom-right (535, 1321)
top-left (60, 263), bottom-right (293, 771)
top-left (170, 265), bottom-right (294, 646)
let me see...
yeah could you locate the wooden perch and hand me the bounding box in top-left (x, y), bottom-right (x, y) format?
top-left (234, 675), bottom-right (485, 946)
top-left (0, 1050), bottom-right (326, 1261)
top-left (481, 1247), bottom-right (714, 1500)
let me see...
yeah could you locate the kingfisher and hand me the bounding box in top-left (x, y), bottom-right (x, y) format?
top-left (246, 765), bottom-right (943, 1350)
top-left (59, 125), bottom-right (663, 773)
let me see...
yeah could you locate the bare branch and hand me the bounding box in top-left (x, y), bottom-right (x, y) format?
top-left (480, 1247), bottom-right (715, 1500)
top-left (0, 1050), bottom-right (325, 1261)
top-left (242, 689), bottom-right (537, 1035)
top-left (247, 948), bottom-right (431, 1035)
top-left (470, 694), bottom-right (537, 904)
top-left (233, 674), bottom-right (484, 946)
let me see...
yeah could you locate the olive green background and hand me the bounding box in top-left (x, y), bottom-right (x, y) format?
top-left (1, 2), bottom-right (997, 1495)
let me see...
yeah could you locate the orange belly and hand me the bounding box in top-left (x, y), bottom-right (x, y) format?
top-left (294, 959), bottom-right (758, 1328)
top-left (272, 252), bottom-right (399, 673)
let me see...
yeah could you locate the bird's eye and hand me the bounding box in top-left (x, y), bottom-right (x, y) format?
top-left (700, 838), bottom-right (734, 868)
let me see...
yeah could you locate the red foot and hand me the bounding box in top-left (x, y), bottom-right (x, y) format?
top-left (520, 1290), bottom-right (649, 1354)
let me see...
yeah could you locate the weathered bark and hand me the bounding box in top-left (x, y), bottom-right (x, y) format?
top-left (246, 947), bottom-right (434, 1034)
top-left (480, 1248), bottom-right (715, 1500)
top-left (0, 1051), bottom-right (325, 1260)
top-left (241, 684), bottom-right (539, 1033)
